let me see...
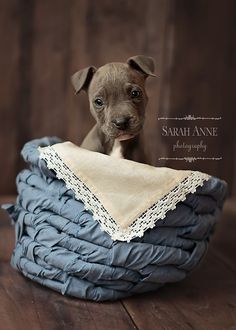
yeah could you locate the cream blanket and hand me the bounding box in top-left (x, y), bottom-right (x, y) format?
top-left (39, 142), bottom-right (210, 241)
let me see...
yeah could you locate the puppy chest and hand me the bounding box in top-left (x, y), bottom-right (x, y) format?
top-left (109, 140), bottom-right (124, 159)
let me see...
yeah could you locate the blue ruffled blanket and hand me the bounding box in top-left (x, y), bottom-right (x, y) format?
top-left (3, 137), bottom-right (227, 301)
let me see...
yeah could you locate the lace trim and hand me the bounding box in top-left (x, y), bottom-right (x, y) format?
top-left (38, 146), bottom-right (210, 242)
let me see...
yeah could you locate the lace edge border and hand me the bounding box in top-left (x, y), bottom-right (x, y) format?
top-left (38, 146), bottom-right (210, 242)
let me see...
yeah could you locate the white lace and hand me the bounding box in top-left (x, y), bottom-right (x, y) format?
top-left (38, 146), bottom-right (210, 242)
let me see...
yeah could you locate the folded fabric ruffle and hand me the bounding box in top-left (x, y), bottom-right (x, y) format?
top-left (3, 137), bottom-right (227, 301)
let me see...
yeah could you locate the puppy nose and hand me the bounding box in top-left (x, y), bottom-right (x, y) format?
top-left (111, 117), bottom-right (130, 130)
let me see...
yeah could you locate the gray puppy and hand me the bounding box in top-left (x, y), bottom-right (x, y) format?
top-left (71, 55), bottom-right (156, 163)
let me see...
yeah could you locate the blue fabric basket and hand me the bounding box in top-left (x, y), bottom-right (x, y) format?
top-left (3, 137), bottom-right (227, 301)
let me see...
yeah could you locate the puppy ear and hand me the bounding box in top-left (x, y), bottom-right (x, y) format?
top-left (71, 66), bottom-right (97, 94)
top-left (127, 55), bottom-right (156, 77)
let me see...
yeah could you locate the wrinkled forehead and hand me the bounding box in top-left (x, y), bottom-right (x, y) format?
top-left (88, 63), bottom-right (145, 96)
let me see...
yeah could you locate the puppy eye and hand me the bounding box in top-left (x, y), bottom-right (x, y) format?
top-left (131, 90), bottom-right (141, 98)
top-left (94, 98), bottom-right (104, 108)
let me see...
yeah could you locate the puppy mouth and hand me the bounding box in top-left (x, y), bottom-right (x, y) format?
top-left (108, 127), bottom-right (142, 140)
top-left (116, 132), bottom-right (136, 141)
top-left (102, 122), bottom-right (143, 140)
top-left (116, 133), bottom-right (135, 141)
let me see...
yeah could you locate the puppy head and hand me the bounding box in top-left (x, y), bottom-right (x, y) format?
top-left (72, 55), bottom-right (156, 140)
